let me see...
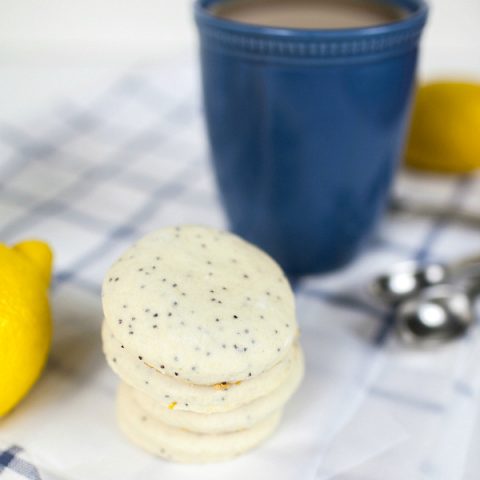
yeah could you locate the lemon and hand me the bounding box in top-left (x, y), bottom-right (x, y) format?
top-left (0, 240), bottom-right (53, 417)
top-left (405, 81), bottom-right (480, 173)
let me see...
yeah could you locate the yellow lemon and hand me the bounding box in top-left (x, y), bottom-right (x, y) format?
top-left (0, 240), bottom-right (53, 417)
top-left (405, 81), bottom-right (480, 173)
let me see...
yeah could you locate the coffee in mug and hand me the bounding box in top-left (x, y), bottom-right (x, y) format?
top-left (212, 0), bottom-right (408, 30)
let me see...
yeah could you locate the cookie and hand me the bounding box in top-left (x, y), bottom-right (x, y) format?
top-left (102, 225), bottom-right (296, 385)
top-left (103, 320), bottom-right (300, 413)
top-left (129, 344), bottom-right (304, 433)
top-left (117, 383), bottom-right (282, 463)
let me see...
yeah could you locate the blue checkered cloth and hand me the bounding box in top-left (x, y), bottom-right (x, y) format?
top-left (1, 61), bottom-right (480, 480)
top-left (0, 446), bottom-right (42, 480)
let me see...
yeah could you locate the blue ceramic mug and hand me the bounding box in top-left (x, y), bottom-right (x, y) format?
top-left (195, 0), bottom-right (428, 275)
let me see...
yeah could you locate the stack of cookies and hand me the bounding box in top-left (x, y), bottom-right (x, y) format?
top-left (101, 225), bottom-right (304, 463)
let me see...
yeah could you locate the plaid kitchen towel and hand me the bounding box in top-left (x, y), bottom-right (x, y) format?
top-left (0, 445), bottom-right (40, 480)
top-left (0, 59), bottom-right (479, 480)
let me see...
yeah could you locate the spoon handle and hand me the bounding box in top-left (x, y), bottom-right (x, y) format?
top-left (463, 276), bottom-right (480, 299)
top-left (390, 196), bottom-right (480, 280)
top-left (389, 197), bottom-right (480, 229)
top-left (448, 254), bottom-right (480, 280)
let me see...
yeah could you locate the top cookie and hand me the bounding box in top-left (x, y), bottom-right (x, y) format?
top-left (102, 225), bottom-right (296, 385)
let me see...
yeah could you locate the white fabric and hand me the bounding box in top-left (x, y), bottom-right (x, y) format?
top-left (0, 60), bottom-right (479, 480)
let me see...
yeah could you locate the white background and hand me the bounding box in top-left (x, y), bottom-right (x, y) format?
top-left (0, 0), bottom-right (479, 122)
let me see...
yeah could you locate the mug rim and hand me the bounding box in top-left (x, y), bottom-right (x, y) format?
top-left (195, 0), bottom-right (428, 39)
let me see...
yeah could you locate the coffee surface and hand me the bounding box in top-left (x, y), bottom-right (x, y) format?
top-left (212, 0), bottom-right (408, 29)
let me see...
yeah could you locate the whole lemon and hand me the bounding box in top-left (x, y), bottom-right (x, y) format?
top-left (0, 240), bottom-right (53, 417)
top-left (405, 81), bottom-right (480, 173)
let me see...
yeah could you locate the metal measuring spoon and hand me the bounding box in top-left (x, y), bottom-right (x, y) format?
top-left (396, 282), bottom-right (479, 346)
top-left (390, 196), bottom-right (480, 229)
top-left (371, 254), bottom-right (480, 305)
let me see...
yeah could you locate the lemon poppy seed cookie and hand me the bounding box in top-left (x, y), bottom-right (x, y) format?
top-left (102, 225), bottom-right (297, 385)
top-left (117, 384), bottom-right (282, 463)
top-left (103, 320), bottom-right (300, 413)
top-left (128, 346), bottom-right (304, 433)
top-left (102, 225), bottom-right (304, 463)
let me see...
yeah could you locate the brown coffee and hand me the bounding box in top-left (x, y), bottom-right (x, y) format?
top-left (212, 0), bottom-right (408, 30)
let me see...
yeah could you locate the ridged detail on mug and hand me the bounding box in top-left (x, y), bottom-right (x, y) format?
top-left (198, 25), bottom-right (424, 59)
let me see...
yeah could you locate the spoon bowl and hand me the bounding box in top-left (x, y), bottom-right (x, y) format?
top-left (371, 253), bottom-right (480, 306)
top-left (371, 260), bottom-right (448, 305)
top-left (396, 283), bottom-right (474, 346)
